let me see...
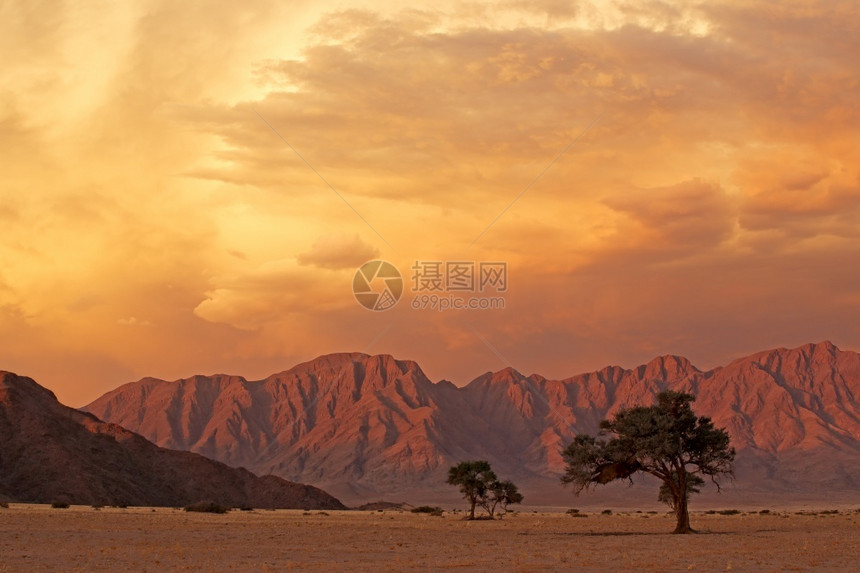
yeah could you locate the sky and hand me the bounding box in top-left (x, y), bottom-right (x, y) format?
top-left (2, 0), bottom-right (859, 406)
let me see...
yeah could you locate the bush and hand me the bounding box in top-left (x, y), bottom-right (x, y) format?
top-left (566, 508), bottom-right (580, 514)
top-left (51, 501), bottom-right (70, 509)
top-left (718, 509), bottom-right (741, 515)
top-left (411, 506), bottom-right (444, 516)
top-left (0, 501), bottom-right (9, 509)
top-left (183, 502), bottom-right (229, 514)
top-left (759, 509), bottom-right (770, 514)
top-left (601, 509), bottom-right (612, 515)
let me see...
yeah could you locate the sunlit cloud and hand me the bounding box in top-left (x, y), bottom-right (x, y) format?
top-left (297, 234), bottom-right (380, 270)
top-left (1, 0), bottom-right (858, 406)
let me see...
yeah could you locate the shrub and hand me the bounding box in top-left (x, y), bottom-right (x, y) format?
top-left (183, 502), bottom-right (229, 514)
top-left (51, 501), bottom-right (70, 509)
top-left (759, 509), bottom-right (770, 515)
top-left (566, 508), bottom-right (580, 514)
top-left (0, 501), bottom-right (9, 509)
top-left (601, 509), bottom-right (612, 515)
top-left (412, 506), bottom-right (444, 516)
top-left (718, 509), bottom-right (741, 515)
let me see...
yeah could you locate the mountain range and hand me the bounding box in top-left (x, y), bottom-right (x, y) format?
top-left (0, 371), bottom-right (345, 509)
top-left (83, 341), bottom-right (860, 505)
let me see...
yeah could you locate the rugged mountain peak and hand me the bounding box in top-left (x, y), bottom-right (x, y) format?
top-left (639, 354), bottom-right (699, 380)
top-left (0, 371), bottom-right (59, 405)
top-left (278, 352), bottom-right (432, 389)
top-left (467, 366), bottom-right (527, 387)
top-left (730, 340), bottom-right (844, 368)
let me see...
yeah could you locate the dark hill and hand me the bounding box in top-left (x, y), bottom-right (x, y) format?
top-left (0, 371), bottom-right (345, 509)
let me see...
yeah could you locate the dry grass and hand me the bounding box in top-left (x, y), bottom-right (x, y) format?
top-left (0, 504), bottom-right (857, 571)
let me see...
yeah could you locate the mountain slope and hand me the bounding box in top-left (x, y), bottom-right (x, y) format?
top-left (86, 354), bottom-right (467, 498)
top-left (84, 342), bottom-right (860, 501)
top-left (0, 371), bottom-right (346, 508)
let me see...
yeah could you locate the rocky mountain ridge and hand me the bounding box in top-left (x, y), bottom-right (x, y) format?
top-left (83, 342), bottom-right (860, 502)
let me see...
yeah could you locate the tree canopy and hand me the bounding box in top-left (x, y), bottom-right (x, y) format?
top-left (561, 390), bottom-right (735, 533)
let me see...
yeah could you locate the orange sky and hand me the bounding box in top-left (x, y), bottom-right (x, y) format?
top-left (2, 0), bottom-right (859, 406)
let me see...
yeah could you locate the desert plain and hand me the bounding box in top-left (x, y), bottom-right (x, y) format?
top-left (1, 504), bottom-right (858, 571)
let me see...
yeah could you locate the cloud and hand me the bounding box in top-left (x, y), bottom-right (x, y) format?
top-left (716, 143), bottom-right (860, 246)
top-left (297, 233), bottom-right (380, 270)
top-left (117, 317), bottom-right (153, 327)
top-left (2, 0), bottom-right (860, 407)
top-left (193, 259), bottom-right (352, 330)
top-left (602, 179), bottom-right (735, 257)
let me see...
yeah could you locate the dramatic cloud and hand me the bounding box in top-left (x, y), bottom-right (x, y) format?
top-left (1, 0), bottom-right (859, 405)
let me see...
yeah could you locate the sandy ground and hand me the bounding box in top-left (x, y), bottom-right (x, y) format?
top-left (1, 505), bottom-right (858, 571)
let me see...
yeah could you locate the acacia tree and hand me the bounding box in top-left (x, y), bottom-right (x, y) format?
top-left (447, 461), bottom-right (523, 519)
top-left (447, 460), bottom-right (495, 519)
top-left (560, 391), bottom-right (735, 534)
top-left (481, 479), bottom-right (523, 518)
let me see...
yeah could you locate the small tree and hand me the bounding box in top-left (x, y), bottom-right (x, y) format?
top-left (447, 460), bottom-right (496, 519)
top-left (447, 461), bottom-right (523, 519)
top-left (560, 391), bottom-right (735, 534)
top-left (481, 479), bottom-right (523, 518)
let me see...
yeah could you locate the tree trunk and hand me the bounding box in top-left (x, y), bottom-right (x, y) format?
top-left (673, 478), bottom-right (693, 534)
top-left (469, 498), bottom-right (476, 520)
top-left (673, 497), bottom-right (693, 533)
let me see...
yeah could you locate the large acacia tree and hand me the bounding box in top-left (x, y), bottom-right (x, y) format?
top-left (560, 391), bottom-right (735, 533)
